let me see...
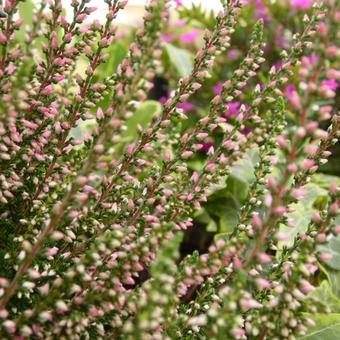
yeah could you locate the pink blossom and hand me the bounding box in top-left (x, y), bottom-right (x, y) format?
top-left (42, 85), bottom-right (53, 95)
top-left (180, 29), bottom-right (201, 44)
top-left (178, 102), bottom-right (195, 111)
top-left (199, 141), bottom-right (214, 154)
top-left (223, 102), bottom-right (241, 119)
top-left (322, 79), bottom-right (338, 91)
top-left (161, 34), bottom-right (175, 43)
top-left (46, 247), bottom-right (59, 257)
top-left (289, 0), bottom-right (313, 10)
top-left (227, 49), bottom-right (240, 60)
top-left (213, 82), bottom-right (223, 95)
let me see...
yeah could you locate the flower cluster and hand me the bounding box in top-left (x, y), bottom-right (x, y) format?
top-left (0, 0), bottom-right (339, 339)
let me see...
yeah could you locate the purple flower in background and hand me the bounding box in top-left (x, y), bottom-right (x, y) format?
top-left (322, 79), bottom-right (338, 91)
top-left (242, 127), bottom-right (253, 136)
top-left (223, 102), bottom-right (241, 119)
top-left (285, 84), bottom-right (296, 100)
top-left (178, 102), bottom-right (195, 111)
top-left (301, 53), bottom-right (319, 68)
top-left (175, 0), bottom-right (183, 6)
top-left (275, 27), bottom-right (289, 49)
top-left (289, 0), bottom-right (313, 9)
top-left (161, 34), bottom-right (175, 43)
top-left (180, 29), bottom-right (201, 44)
top-left (285, 84), bottom-right (301, 109)
top-left (227, 49), bottom-right (240, 60)
top-left (213, 82), bottom-right (223, 95)
top-left (176, 19), bottom-right (186, 28)
top-left (309, 53), bottom-right (319, 65)
top-left (244, 0), bottom-right (272, 22)
top-left (199, 141), bottom-right (214, 154)
top-left (274, 61), bottom-right (283, 72)
top-left (254, 0), bottom-right (272, 22)
top-left (159, 96), bottom-right (168, 105)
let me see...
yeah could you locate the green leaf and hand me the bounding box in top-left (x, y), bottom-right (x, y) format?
top-left (70, 119), bottom-right (96, 142)
top-left (299, 313), bottom-right (340, 339)
top-left (164, 43), bottom-right (194, 77)
top-left (327, 269), bottom-right (340, 299)
top-left (204, 191), bottom-right (240, 234)
top-left (309, 280), bottom-right (340, 313)
top-left (226, 155), bottom-right (256, 203)
top-left (318, 216), bottom-right (340, 271)
top-left (19, 0), bottom-right (35, 27)
top-left (319, 235), bottom-right (340, 271)
top-left (97, 41), bottom-right (128, 78)
top-left (279, 183), bottom-right (328, 246)
top-left (17, 0), bottom-right (35, 43)
top-left (312, 174), bottom-right (340, 190)
top-left (123, 100), bottom-right (161, 140)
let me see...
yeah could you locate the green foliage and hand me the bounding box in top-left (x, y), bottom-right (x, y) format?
top-left (300, 313), bottom-right (340, 340)
top-left (164, 43), bottom-right (194, 77)
top-left (123, 100), bottom-right (161, 140)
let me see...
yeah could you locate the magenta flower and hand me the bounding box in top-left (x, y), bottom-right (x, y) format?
top-left (309, 53), bottom-right (319, 65)
top-left (227, 49), bottom-right (240, 60)
top-left (213, 82), bottom-right (223, 95)
top-left (254, 0), bottom-right (272, 22)
top-left (242, 126), bottom-right (252, 135)
top-left (178, 102), bottom-right (195, 111)
top-left (274, 61), bottom-right (283, 72)
top-left (289, 0), bottom-right (313, 10)
top-left (180, 29), bottom-right (201, 44)
top-left (223, 102), bottom-right (241, 119)
top-left (199, 141), bottom-right (214, 154)
top-left (285, 84), bottom-right (296, 100)
top-left (159, 96), bottom-right (168, 105)
top-left (285, 84), bottom-right (301, 109)
top-left (161, 34), bottom-right (175, 43)
top-left (322, 79), bottom-right (338, 91)
top-left (244, 0), bottom-right (272, 22)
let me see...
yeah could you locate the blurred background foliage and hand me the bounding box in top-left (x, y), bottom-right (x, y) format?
top-left (14, 1), bottom-right (339, 336)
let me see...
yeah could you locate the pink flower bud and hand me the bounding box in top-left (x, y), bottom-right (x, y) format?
top-left (276, 135), bottom-right (288, 149)
top-left (42, 85), bottom-right (53, 95)
top-left (318, 252), bottom-right (332, 262)
top-left (252, 213), bottom-right (262, 229)
top-left (302, 159), bottom-right (315, 171)
top-left (97, 107), bottom-right (104, 120)
top-left (46, 247), bottom-right (59, 257)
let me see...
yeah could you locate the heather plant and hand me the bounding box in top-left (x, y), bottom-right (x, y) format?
top-left (0, 0), bottom-right (339, 339)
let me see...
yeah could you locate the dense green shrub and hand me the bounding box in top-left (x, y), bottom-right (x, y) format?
top-left (0, 0), bottom-right (339, 338)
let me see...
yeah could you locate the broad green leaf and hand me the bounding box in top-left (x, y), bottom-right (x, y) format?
top-left (309, 280), bottom-right (340, 313)
top-left (312, 173), bottom-right (340, 190)
top-left (97, 41), bottom-right (128, 79)
top-left (17, 0), bottom-right (35, 43)
top-left (226, 175), bottom-right (249, 203)
top-left (123, 100), bottom-right (161, 140)
top-left (165, 43), bottom-right (194, 77)
top-left (194, 209), bottom-right (218, 232)
top-left (202, 150), bottom-right (259, 234)
top-left (69, 119), bottom-right (96, 144)
top-left (328, 270), bottom-right (340, 299)
top-left (206, 219), bottom-right (218, 232)
top-left (318, 216), bottom-right (340, 270)
top-left (299, 313), bottom-right (340, 339)
top-left (319, 235), bottom-right (340, 271)
top-left (279, 183), bottom-right (328, 247)
top-left (19, 0), bottom-right (35, 27)
top-left (226, 155), bottom-right (257, 203)
top-left (204, 191), bottom-right (240, 234)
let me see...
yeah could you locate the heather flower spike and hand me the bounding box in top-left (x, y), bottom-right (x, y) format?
top-left (0, 0), bottom-right (339, 339)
